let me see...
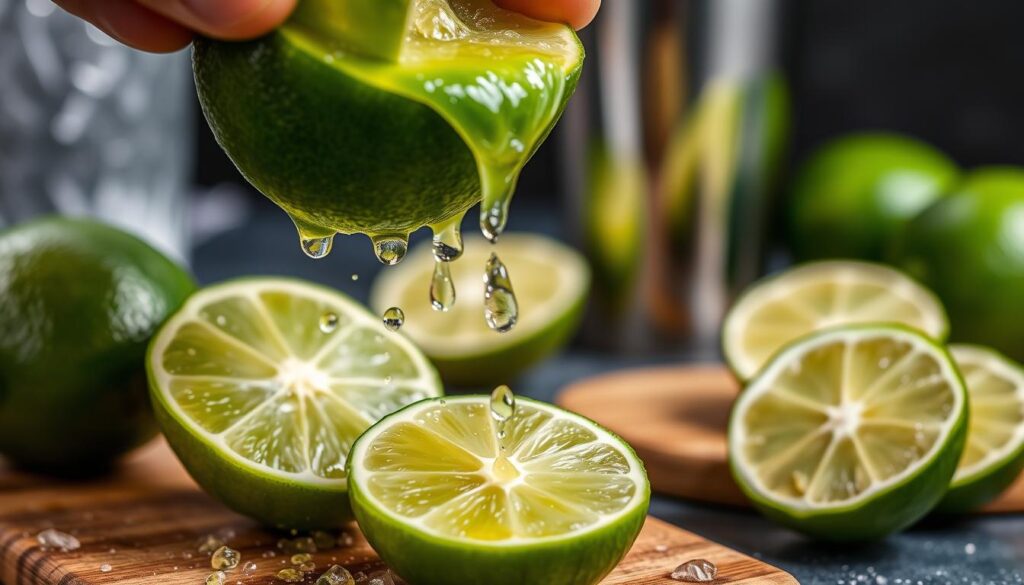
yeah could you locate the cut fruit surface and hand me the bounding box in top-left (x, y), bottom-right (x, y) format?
top-left (939, 345), bottom-right (1024, 513)
top-left (729, 326), bottom-right (967, 541)
top-left (347, 396), bottom-right (649, 585)
top-left (147, 278), bottom-right (442, 528)
top-left (370, 234), bottom-right (589, 385)
top-left (723, 261), bottom-right (948, 380)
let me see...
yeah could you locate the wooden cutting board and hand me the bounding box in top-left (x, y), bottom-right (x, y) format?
top-left (558, 364), bottom-right (1024, 513)
top-left (0, 438), bottom-right (796, 584)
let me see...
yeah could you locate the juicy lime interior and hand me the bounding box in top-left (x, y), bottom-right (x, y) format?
top-left (951, 346), bottom-right (1024, 484)
top-left (735, 329), bottom-right (963, 507)
top-left (151, 280), bottom-right (440, 481)
top-left (285, 0), bottom-right (583, 237)
top-left (725, 262), bottom-right (947, 379)
top-left (373, 235), bottom-right (588, 355)
top-left (354, 398), bottom-right (646, 541)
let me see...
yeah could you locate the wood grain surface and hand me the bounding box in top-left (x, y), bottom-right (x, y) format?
top-left (558, 364), bottom-right (1024, 514)
top-left (0, 438), bottom-right (795, 584)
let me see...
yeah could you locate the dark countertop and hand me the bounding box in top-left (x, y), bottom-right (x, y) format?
top-left (193, 197), bottom-right (1024, 585)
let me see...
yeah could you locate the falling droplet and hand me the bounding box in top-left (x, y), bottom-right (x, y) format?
top-left (490, 385), bottom-right (516, 423)
top-left (483, 253), bottom-right (518, 332)
top-left (350, 274), bottom-right (359, 281)
top-left (319, 312), bottom-right (339, 334)
top-left (432, 218), bottom-right (464, 262)
top-left (430, 260), bottom-right (456, 312)
top-left (301, 236), bottom-right (334, 259)
top-left (371, 234), bottom-right (409, 265)
top-left (479, 167), bottom-right (516, 243)
top-left (382, 307), bottom-right (405, 331)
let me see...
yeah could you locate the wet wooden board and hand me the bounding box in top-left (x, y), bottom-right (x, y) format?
top-left (0, 438), bottom-right (796, 584)
top-left (558, 364), bottom-right (1024, 513)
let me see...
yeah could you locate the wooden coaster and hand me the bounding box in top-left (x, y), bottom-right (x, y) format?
top-left (558, 364), bottom-right (1024, 513)
top-left (0, 439), bottom-right (796, 584)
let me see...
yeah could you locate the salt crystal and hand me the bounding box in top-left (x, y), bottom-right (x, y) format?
top-left (242, 561), bottom-right (258, 575)
top-left (670, 559), bottom-right (717, 582)
top-left (206, 571), bottom-right (226, 585)
top-left (99, 564), bottom-right (112, 573)
top-left (36, 529), bottom-right (80, 551)
top-left (211, 546), bottom-right (241, 570)
top-left (317, 565), bottom-right (356, 585)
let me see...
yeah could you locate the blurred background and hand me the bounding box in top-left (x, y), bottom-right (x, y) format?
top-left (4, 0), bottom-right (1024, 368)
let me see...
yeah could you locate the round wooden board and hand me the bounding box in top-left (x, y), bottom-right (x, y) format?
top-left (557, 364), bottom-right (1024, 514)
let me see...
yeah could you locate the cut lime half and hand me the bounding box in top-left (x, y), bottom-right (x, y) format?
top-left (146, 278), bottom-right (442, 529)
top-left (938, 345), bottom-right (1024, 513)
top-left (723, 261), bottom-right (949, 380)
top-left (371, 233), bottom-right (589, 385)
top-left (347, 396), bottom-right (650, 585)
top-left (729, 325), bottom-right (967, 541)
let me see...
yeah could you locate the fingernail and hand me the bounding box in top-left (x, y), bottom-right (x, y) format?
top-left (179, 0), bottom-right (270, 28)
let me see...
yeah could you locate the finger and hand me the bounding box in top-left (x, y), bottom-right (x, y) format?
top-left (494, 0), bottom-right (601, 30)
top-left (54, 0), bottom-right (193, 53)
top-left (135, 0), bottom-right (297, 40)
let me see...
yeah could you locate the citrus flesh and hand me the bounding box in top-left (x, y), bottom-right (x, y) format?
top-left (348, 396), bottom-right (650, 585)
top-left (787, 132), bottom-right (959, 262)
top-left (722, 261), bottom-right (948, 380)
top-left (938, 345), bottom-right (1024, 513)
top-left (0, 217), bottom-right (194, 474)
top-left (370, 233), bottom-right (589, 385)
top-left (147, 278), bottom-right (442, 528)
top-left (194, 0), bottom-right (584, 240)
top-left (729, 326), bottom-right (967, 541)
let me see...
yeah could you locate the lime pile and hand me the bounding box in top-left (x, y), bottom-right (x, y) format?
top-left (371, 233), bottom-right (589, 386)
top-left (725, 260), bottom-right (1024, 540)
top-left (0, 217), bottom-right (194, 474)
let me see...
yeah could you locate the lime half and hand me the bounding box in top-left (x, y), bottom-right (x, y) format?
top-left (723, 261), bottom-right (948, 380)
top-left (371, 233), bottom-right (589, 386)
top-left (938, 345), bottom-right (1024, 513)
top-left (347, 396), bottom-right (650, 585)
top-left (729, 325), bottom-right (967, 541)
top-left (147, 278), bottom-right (442, 529)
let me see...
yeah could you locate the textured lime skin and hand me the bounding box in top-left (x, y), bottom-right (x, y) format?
top-left (891, 167), bottom-right (1024, 362)
top-left (0, 217), bottom-right (195, 474)
top-left (936, 345), bottom-right (1024, 514)
top-left (788, 132), bottom-right (959, 261)
top-left (348, 397), bottom-right (650, 585)
top-left (193, 33), bottom-right (480, 236)
top-left (729, 325), bottom-right (969, 541)
top-left (146, 277), bottom-right (443, 530)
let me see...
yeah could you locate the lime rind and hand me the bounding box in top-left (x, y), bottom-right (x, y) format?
top-left (723, 260), bottom-right (949, 381)
top-left (729, 325), bottom-right (968, 540)
top-left (938, 345), bottom-right (1024, 513)
top-left (147, 277), bottom-right (442, 528)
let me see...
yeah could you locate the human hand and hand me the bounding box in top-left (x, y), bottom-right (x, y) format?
top-left (54, 0), bottom-right (599, 53)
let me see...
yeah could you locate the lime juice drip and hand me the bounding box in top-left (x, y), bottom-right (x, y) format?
top-left (371, 234), bottom-right (410, 265)
top-left (483, 253), bottom-right (518, 332)
top-left (382, 306), bottom-right (406, 331)
top-left (430, 260), bottom-right (456, 312)
top-left (490, 384), bottom-right (516, 449)
top-left (431, 216), bottom-right (464, 262)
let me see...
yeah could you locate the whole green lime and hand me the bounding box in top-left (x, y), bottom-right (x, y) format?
top-left (0, 217), bottom-right (195, 474)
top-left (788, 132), bottom-right (959, 261)
top-left (891, 167), bottom-right (1024, 361)
top-left (193, 0), bottom-right (583, 239)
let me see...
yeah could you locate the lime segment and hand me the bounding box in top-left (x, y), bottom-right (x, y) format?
top-left (347, 396), bottom-right (649, 585)
top-left (723, 261), bottom-right (948, 380)
top-left (939, 345), bottom-right (1024, 513)
top-left (729, 326), bottom-right (967, 540)
top-left (147, 278), bottom-right (442, 528)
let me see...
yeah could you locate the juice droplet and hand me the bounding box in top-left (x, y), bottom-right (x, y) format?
top-left (490, 385), bottom-right (516, 423)
top-left (319, 312), bottom-right (339, 334)
top-left (479, 167), bottom-right (516, 243)
top-left (371, 234), bottom-right (409, 265)
top-left (382, 307), bottom-right (405, 331)
top-left (483, 253), bottom-right (518, 332)
top-left (432, 218), bottom-right (464, 262)
top-left (350, 274), bottom-right (359, 281)
top-left (430, 260), bottom-right (456, 312)
top-left (301, 236), bottom-right (334, 259)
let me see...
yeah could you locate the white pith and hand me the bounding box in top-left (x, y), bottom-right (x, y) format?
top-left (350, 397), bottom-right (649, 545)
top-left (724, 261), bottom-right (948, 380)
top-left (730, 327), bottom-right (966, 512)
top-left (150, 279), bottom-right (441, 485)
